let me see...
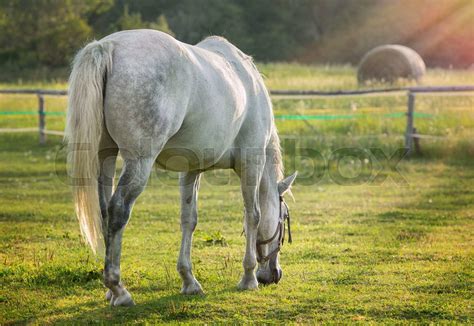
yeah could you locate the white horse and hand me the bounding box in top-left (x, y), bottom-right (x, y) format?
top-left (65, 29), bottom-right (296, 306)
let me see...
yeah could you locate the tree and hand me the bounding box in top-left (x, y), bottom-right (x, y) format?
top-left (116, 5), bottom-right (174, 35)
top-left (237, 0), bottom-right (317, 60)
top-left (162, 0), bottom-right (247, 46)
top-left (0, 0), bottom-right (112, 67)
top-left (1, 0), bottom-right (472, 69)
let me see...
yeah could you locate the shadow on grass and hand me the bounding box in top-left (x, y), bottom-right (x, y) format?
top-left (43, 287), bottom-right (241, 324)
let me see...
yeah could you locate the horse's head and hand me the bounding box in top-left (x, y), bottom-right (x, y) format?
top-left (256, 172), bottom-right (297, 285)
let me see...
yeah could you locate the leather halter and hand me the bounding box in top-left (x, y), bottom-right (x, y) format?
top-left (256, 196), bottom-right (292, 264)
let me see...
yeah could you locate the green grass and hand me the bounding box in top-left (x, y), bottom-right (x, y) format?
top-left (259, 63), bottom-right (474, 90)
top-left (1, 64), bottom-right (473, 324)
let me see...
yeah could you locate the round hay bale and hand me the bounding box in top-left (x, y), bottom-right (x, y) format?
top-left (357, 45), bottom-right (426, 84)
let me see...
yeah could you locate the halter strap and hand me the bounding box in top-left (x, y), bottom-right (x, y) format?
top-left (256, 221), bottom-right (281, 246)
top-left (256, 196), bottom-right (292, 263)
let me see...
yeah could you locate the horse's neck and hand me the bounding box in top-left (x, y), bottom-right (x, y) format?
top-left (261, 135), bottom-right (282, 190)
top-left (262, 151), bottom-right (279, 187)
top-left (258, 143), bottom-right (282, 236)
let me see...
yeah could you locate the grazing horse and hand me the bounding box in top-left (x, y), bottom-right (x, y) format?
top-left (65, 29), bottom-right (296, 306)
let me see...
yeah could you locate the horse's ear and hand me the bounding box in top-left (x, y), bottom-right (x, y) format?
top-left (278, 172), bottom-right (297, 196)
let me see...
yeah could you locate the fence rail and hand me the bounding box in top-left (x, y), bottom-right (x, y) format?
top-left (0, 89), bottom-right (67, 96)
top-left (270, 85), bottom-right (474, 97)
top-left (1, 85), bottom-right (473, 154)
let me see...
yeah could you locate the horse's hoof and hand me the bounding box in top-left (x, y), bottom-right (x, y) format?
top-left (237, 277), bottom-right (259, 291)
top-left (111, 290), bottom-right (135, 307)
top-left (181, 281), bottom-right (204, 295)
top-left (105, 289), bottom-right (113, 301)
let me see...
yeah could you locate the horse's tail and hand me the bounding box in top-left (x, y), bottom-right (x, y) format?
top-left (65, 40), bottom-right (114, 254)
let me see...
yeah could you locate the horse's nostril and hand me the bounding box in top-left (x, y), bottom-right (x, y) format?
top-left (272, 268), bottom-right (282, 284)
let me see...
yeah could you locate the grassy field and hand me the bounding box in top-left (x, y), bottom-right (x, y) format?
top-left (1, 65), bottom-right (473, 324)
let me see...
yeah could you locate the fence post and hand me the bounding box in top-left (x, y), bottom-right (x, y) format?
top-left (405, 91), bottom-right (415, 155)
top-left (413, 127), bottom-right (422, 155)
top-left (38, 94), bottom-right (46, 145)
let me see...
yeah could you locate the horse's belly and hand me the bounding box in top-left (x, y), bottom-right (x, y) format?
top-left (155, 140), bottom-right (232, 172)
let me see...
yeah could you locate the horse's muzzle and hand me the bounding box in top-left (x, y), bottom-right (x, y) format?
top-left (256, 267), bottom-right (282, 284)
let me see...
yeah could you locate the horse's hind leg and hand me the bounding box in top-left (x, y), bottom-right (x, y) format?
top-left (177, 171), bottom-right (204, 295)
top-left (97, 132), bottom-right (119, 302)
top-left (98, 132), bottom-right (119, 238)
top-left (103, 156), bottom-right (155, 306)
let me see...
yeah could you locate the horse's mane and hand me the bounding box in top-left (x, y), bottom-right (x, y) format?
top-left (268, 127), bottom-right (284, 182)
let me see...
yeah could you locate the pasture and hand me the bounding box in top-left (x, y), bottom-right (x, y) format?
top-left (1, 65), bottom-right (473, 324)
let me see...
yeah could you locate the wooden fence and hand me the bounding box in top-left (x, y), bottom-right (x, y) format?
top-left (0, 89), bottom-right (67, 145)
top-left (271, 85), bottom-right (474, 154)
top-left (1, 86), bottom-right (473, 154)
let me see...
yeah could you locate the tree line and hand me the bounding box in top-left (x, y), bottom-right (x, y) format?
top-left (0, 0), bottom-right (472, 71)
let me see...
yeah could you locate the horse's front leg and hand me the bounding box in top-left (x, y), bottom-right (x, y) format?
top-left (104, 157), bottom-right (154, 306)
top-left (236, 154), bottom-right (265, 290)
top-left (177, 171), bottom-right (204, 295)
